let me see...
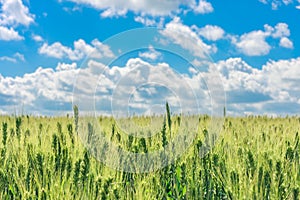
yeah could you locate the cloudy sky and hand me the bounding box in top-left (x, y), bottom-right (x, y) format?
top-left (0, 0), bottom-right (300, 116)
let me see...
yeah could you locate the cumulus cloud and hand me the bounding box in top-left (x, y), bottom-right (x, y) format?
top-left (39, 42), bottom-right (70, 59)
top-left (56, 62), bottom-right (77, 71)
top-left (160, 17), bottom-right (215, 58)
top-left (213, 57), bottom-right (300, 115)
top-left (231, 22), bottom-right (293, 56)
top-left (233, 30), bottom-right (271, 56)
top-left (38, 39), bottom-right (115, 60)
top-left (138, 46), bottom-right (162, 60)
top-left (0, 0), bottom-right (34, 41)
top-left (63, 0), bottom-right (193, 16)
top-left (272, 23), bottom-right (290, 38)
top-left (193, 0), bottom-right (214, 14)
top-left (62, 0), bottom-right (213, 17)
top-left (260, 58), bottom-right (300, 101)
top-left (1, 55), bottom-right (300, 116)
top-left (0, 58), bottom-right (212, 116)
top-left (0, 64), bottom-right (79, 115)
top-left (0, 25), bottom-right (23, 40)
top-left (71, 57), bottom-right (217, 117)
top-left (279, 37), bottom-right (293, 48)
top-left (0, 0), bottom-right (34, 26)
top-left (194, 25), bottom-right (225, 41)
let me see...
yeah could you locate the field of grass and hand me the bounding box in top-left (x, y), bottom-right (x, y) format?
top-left (0, 112), bottom-right (299, 199)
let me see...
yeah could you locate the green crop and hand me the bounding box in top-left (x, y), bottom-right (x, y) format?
top-left (0, 112), bottom-right (299, 199)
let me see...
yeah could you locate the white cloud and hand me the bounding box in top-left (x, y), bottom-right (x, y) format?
top-left (233, 30), bottom-right (271, 56)
top-left (0, 0), bottom-right (34, 26)
top-left (134, 16), bottom-right (164, 28)
top-left (0, 52), bottom-right (25, 63)
top-left (100, 8), bottom-right (127, 18)
top-left (213, 58), bottom-right (260, 91)
top-left (63, 0), bottom-right (197, 16)
top-left (138, 45), bottom-right (161, 60)
top-left (297, 0), bottom-right (300, 8)
top-left (263, 24), bottom-right (274, 34)
top-left (271, 1), bottom-right (280, 9)
top-left (283, 0), bottom-right (294, 4)
top-left (39, 42), bottom-right (70, 59)
top-left (259, 58), bottom-right (300, 103)
top-left (279, 37), bottom-right (293, 48)
top-left (13, 52), bottom-right (25, 61)
top-left (134, 16), bottom-right (156, 26)
top-left (0, 0), bottom-right (33, 41)
top-left (38, 39), bottom-right (114, 60)
top-left (76, 57), bottom-right (211, 116)
top-left (160, 17), bottom-right (215, 58)
top-left (56, 62), bottom-right (77, 71)
top-left (193, 0), bottom-right (214, 14)
top-left (0, 25), bottom-right (23, 40)
top-left (213, 57), bottom-right (300, 115)
top-left (1, 56), bottom-right (300, 116)
top-left (32, 34), bottom-right (43, 42)
top-left (191, 59), bottom-right (211, 68)
top-left (283, 0), bottom-right (293, 5)
top-left (195, 25), bottom-right (225, 41)
top-left (259, 0), bottom-right (268, 3)
top-left (0, 63), bottom-right (82, 115)
top-left (232, 22), bottom-right (293, 56)
top-left (0, 57), bottom-right (211, 116)
top-left (62, 5), bottom-right (82, 13)
top-left (272, 23), bottom-right (290, 38)
top-left (62, 0), bottom-right (214, 17)
top-left (258, 0), bottom-right (299, 9)
top-left (0, 56), bottom-right (16, 62)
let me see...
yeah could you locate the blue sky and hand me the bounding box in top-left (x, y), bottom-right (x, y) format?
top-left (0, 0), bottom-right (300, 116)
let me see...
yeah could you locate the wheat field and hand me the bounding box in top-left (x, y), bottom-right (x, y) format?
top-left (0, 111), bottom-right (299, 199)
